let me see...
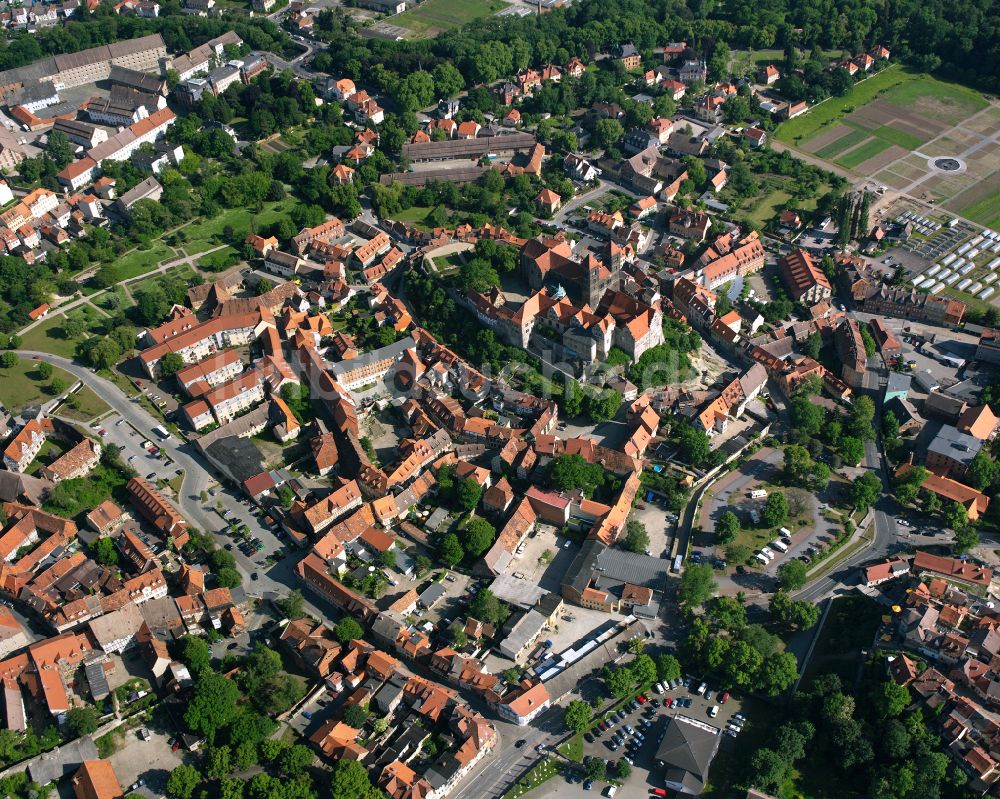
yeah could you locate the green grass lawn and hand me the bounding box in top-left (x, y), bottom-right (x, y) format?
top-left (95, 286), bottom-right (134, 312)
top-left (0, 358), bottom-right (76, 412)
top-left (393, 0), bottom-right (509, 35)
top-left (183, 240), bottom-right (224, 257)
top-left (20, 314), bottom-right (89, 358)
top-left (836, 137), bottom-right (895, 169)
top-left (744, 188), bottom-right (792, 226)
top-left (60, 385), bottom-right (112, 422)
top-left (813, 128), bottom-right (869, 159)
top-left (178, 200), bottom-right (294, 248)
top-left (129, 265), bottom-right (197, 297)
top-left (776, 65), bottom-right (988, 146)
top-left (104, 241), bottom-right (175, 282)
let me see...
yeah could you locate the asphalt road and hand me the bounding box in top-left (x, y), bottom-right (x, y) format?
top-left (16, 350), bottom-right (322, 615)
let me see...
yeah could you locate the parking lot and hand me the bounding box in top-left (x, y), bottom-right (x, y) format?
top-left (94, 415), bottom-right (178, 483)
top-left (552, 679), bottom-right (746, 796)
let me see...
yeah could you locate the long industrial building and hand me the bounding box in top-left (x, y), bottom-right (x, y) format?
top-left (0, 34), bottom-right (166, 96)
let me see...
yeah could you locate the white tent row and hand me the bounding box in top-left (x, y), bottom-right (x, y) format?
top-left (931, 282), bottom-right (946, 294)
top-left (958, 278), bottom-right (973, 290)
top-left (942, 253), bottom-right (957, 266)
top-left (981, 286), bottom-right (995, 300)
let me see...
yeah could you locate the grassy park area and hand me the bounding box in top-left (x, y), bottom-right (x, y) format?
top-left (0, 358), bottom-right (76, 412)
top-left (393, 0), bottom-right (509, 36)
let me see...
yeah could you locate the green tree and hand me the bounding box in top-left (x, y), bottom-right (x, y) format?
top-left (0, 352), bottom-right (17, 369)
top-left (64, 707), bottom-right (99, 738)
top-left (343, 703), bottom-right (368, 728)
top-left (159, 352), bottom-right (185, 376)
top-left (777, 559), bottom-right (808, 591)
top-left (849, 396), bottom-right (876, 441)
top-left (757, 651), bottom-right (799, 695)
top-left (851, 472), bottom-right (882, 512)
top-left (184, 672), bottom-right (240, 740)
top-left (789, 400), bottom-right (823, 438)
top-left (615, 759), bottom-right (631, 780)
top-left (181, 636), bottom-right (212, 674)
top-left (840, 436), bottom-right (864, 466)
top-left (206, 746), bottom-right (232, 779)
top-left (770, 591), bottom-right (820, 630)
top-left (92, 537), bottom-right (118, 565)
top-left (277, 744), bottom-right (313, 776)
top-left (330, 760), bottom-right (379, 799)
top-left (803, 332), bottom-right (822, 359)
top-left (967, 450), bottom-right (998, 492)
top-left (621, 519), bottom-right (649, 553)
top-left (726, 543), bottom-right (753, 564)
top-left (678, 562), bottom-right (717, 608)
top-left (584, 757), bottom-right (606, 781)
top-left (954, 526), bottom-right (980, 554)
top-left (604, 666), bottom-right (634, 698)
top-left (715, 511), bottom-right (741, 544)
top-left (335, 617), bottom-right (364, 644)
top-left (594, 118), bottom-right (624, 149)
top-left (167, 765), bottom-right (201, 799)
top-left (439, 533), bottom-right (464, 567)
top-left (469, 589), bottom-right (510, 625)
top-left (656, 653), bottom-right (681, 683)
top-left (278, 589), bottom-right (305, 619)
top-left (547, 454), bottom-right (604, 496)
top-left (872, 680), bottom-right (910, 719)
top-left (463, 517), bottom-right (495, 558)
top-left (563, 700), bottom-right (593, 734)
top-left (632, 653), bottom-right (658, 686)
top-left (379, 549), bottom-right (398, 571)
top-left (456, 478), bottom-right (483, 511)
top-left (762, 493), bottom-right (789, 527)
top-left (36, 361), bottom-right (53, 380)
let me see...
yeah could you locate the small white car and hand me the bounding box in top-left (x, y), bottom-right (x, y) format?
top-left (708, 705), bottom-right (719, 718)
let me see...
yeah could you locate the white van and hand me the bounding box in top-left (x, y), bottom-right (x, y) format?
top-left (749, 488), bottom-right (768, 499)
top-left (779, 527), bottom-right (792, 538)
top-left (755, 552), bottom-right (769, 565)
top-left (605, 787), bottom-right (617, 798)
top-left (770, 540), bottom-right (789, 553)
top-left (761, 547), bottom-right (775, 560)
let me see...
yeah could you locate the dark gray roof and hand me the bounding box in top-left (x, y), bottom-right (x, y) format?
top-left (927, 423), bottom-right (983, 467)
top-left (594, 546), bottom-right (670, 590)
top-left (418, 582), bottom-right (446, 608)
top-left (561, 538), bottom-right (605, 596)
top-left (401, 132), bottom-right (536, 161)
top-left (27, 738), bottom-right (99, 785)
top-left (886, 372), bottom-right (911, 396)
top-left (109, 64), bottom-right (166, 95)
top-left (654, 715), bottom-right (721, 794)
top-left (204, 436), bottom-right (264, 485)
top-left (85, 660), bottom-right (110, 700)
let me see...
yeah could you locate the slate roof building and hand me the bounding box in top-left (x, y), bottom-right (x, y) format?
top-left (654, 715), bottom-right (721, 794)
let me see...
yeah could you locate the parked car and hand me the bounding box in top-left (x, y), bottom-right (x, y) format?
top-left (696, 682), bottom-right (706, 695)
top-left (719, 691), bottom-right (730, 704)
top-left (708, 705), bottom-right (719, 718)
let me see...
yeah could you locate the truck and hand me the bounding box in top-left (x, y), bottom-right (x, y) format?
top-left (749, 488), bottom-right (768, 499)
top-left (672, 555), bottom-right (683, 573)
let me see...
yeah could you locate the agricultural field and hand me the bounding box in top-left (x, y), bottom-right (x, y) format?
top-left (778, 65), bottom-right (987, 149)
top-left (392, 0), bottom-right (510, 37)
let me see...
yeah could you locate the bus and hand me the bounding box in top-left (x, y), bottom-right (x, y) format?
top-left (152, 425), bottom-right (172, 441)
